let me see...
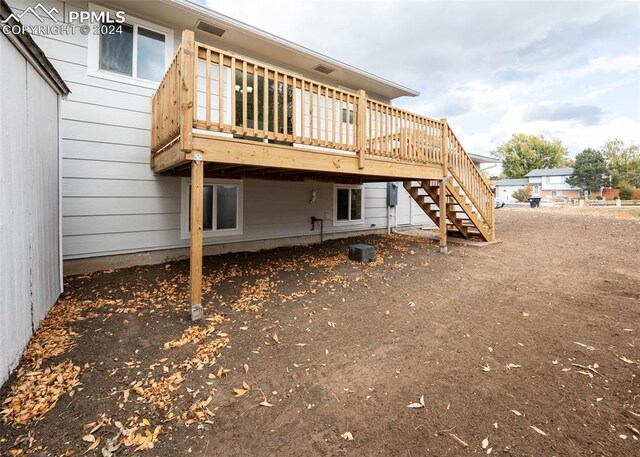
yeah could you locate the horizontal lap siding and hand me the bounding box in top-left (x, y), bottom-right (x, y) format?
top-left (9, 0), bottom-right (395, 262)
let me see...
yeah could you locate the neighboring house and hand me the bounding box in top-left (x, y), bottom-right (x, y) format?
top-left (491, 178), bottom-right (530, 202)
top-left (0, 0), bottom-right (70, 384)
top-left (525, 168), bottom-right (581, 198)
top-left (4, 0), bottom-right (495, 320)
top-left (492, 167), bottom-right (582, 200)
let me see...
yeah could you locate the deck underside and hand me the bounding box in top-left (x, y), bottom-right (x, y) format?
top-left (153, 133), bottom-right (444, 183)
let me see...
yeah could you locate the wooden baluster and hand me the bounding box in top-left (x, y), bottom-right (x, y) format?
top-left (339, 92), bottom-right (343, 148)
top-left (356, 89), bottom-right (366, 168)
top-left (282, 74), bottom-right (288, 139)
top-left (332, 89), bottom-right (337, 146)
top-left (292, 77), bottom-right (298, 142)
top-left (316, 86), bottom-right (321, 145)
top-left (308, 82), bottom-right (313, 143)
top-left (274, 71), bottom-right (279, 138)
top-left (205, 49), bottom-right (211, 128)
top-left (300, 80), bottom-right (306, 143)
top-left (230, 57), bottom-right (236, 133)
top-left (324, 87), bottom-right (329, 147)
top-left (263, 69), bottom-right (269, 136)
top-left (218, 53), bottom-right (224, 129)
top-left (253, 65), bottom-right (258, 135)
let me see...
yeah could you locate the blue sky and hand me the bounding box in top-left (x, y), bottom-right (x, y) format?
top-left (194, 0), bottom-right (639, 157)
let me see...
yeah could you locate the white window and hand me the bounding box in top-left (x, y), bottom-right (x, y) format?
top-left (180, 179), bottom-right (243, 239)
top-left (87, 4), bottom-right (174, 88)
top-left (533, 185), bottom-right (540, 195)
top-left (334, 184), bottom-right (364, 225)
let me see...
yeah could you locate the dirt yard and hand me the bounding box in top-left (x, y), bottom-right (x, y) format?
top-left (1, 209), bottom-right (639, 456)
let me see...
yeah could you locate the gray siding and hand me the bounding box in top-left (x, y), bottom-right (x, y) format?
top-left (0, 33), bottom-right (62, 385)
top-left (8, 0), bottom-right (431, 264)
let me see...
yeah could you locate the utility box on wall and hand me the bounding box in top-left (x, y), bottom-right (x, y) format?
top-left (387, 182), bottom-right (398, 207)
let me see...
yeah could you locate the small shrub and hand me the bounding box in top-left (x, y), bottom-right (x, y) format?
top-left (512, 185), bottom-right (532, 202)
top-left (595, 196), bottom-right (603, 200)
top-left (618, 181), bottom-right (634, 200)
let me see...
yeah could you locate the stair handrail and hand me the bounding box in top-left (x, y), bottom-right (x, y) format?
top-left (443, 121), bottom-right (494, 230)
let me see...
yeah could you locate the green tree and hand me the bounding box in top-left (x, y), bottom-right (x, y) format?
top-left (618, 181), bottom-right (635, 200)
top-left (601, 139), bottom-right (640, 187)
top-left (566, 148), bottom-right (608, 192)
top-left (492, 134), bottom-right (569, 178)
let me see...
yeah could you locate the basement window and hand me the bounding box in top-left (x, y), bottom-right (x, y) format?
top-left (180, 179), bottom-right (243, 239)
top-left (334, 185), bottom-right (364, 225)
top-left (87, 3), bottom-right (174, 88)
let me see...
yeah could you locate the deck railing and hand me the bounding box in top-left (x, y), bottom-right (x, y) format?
top-left (151, 31), bottom-right (493, 231)
top-left (151, 50), bottom-right (181, 153)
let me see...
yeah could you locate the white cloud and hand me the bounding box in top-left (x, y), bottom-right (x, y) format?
top-left (459, 104), bottom-right (640, 157)
top-left (568, 54), bottom-right (640, 78)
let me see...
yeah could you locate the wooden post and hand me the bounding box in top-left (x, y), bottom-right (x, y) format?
top-left (356, 89), bottom-right (367, 169)
top-left (180, 30), bottom-right (195, 152)
top-left (190, 156), bottom-right (204, 321)
top-left (439, 118), bottom-right (448, 253)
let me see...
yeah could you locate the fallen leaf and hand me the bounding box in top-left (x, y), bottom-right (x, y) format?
top-left (574, 342), bottom-right (595, 351)
top-left (482, 437), bottom-right (489, 449)
top-left (272, 333), bottom-right (281, 344)
top-left (82, 435), bottom-right (95, 443)
top-left (260, 401), bottom-right (273, 407)
top-left (615, 354), bottom-right (638, 365)
top-left (233, 388), bottom-right (248, 397)
top-left (242, 380), bottom-right (251, 390)
top-left (243, 364), bottom-right (249, 373)
top-left (482, 363), bottom-right (491, 372)
top-left (530, 425), bottom-right (547, 436)
top-left (341, 431), bottom-right (354, 441)
top-left (83, 436), bottom-right (100, 455)
top-left (510, 410), bottom-right (522, 416)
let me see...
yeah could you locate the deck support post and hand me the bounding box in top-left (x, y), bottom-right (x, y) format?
top-left (356, 89), bottom-right (367, 169)
top-left (439, 118), bottom-right (448, 253)
top-left (189, 155), bottom-right (204, 321)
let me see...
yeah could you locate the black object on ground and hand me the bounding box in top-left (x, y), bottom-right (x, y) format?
top-left (349, 243), bottom-right (376, 263)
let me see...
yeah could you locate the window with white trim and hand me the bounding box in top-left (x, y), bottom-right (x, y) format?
top-left (87, 4), bottom-right (174, 87)
top-left (180, 179), bottom-right (243, 239)
top-left (334, 185), bottom-right (364, 225)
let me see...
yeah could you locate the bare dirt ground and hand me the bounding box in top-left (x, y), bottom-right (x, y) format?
top-left (1, 209), bottom-right (639, 456)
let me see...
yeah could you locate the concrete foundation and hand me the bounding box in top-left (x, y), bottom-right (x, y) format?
top-left (63, 229), bottom-right (388, 276)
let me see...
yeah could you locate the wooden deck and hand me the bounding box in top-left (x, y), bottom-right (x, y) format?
top-left (150, 30), bottom-right (495, 319)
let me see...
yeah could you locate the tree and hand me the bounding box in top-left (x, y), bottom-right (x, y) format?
top-left (566, 148), bottom-right (608, 192)
top-left (618, 181), bottom-right (634, 200)
top-left (492, 134), bottom-right (569, 178)
top-left (601, 139), bottom-right (640, 187)
top-left (512, 185), bottom-right (533, 202)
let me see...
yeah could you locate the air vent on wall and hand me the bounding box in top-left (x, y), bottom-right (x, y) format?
top-left (313, 64), bottom-right (335, 75)
top-left (196, 20), bottom-right (226, 37)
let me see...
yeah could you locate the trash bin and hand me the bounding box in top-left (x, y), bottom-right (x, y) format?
top-left (528, 197), bottom-right (541, 208)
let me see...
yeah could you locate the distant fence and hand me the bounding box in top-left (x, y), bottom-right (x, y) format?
top-left (602, 188), bottom-right (640, 200)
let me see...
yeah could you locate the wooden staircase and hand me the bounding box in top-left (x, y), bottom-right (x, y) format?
top-left (402, 122), bottom-right (495, 242)
top-left (403, 180), bottom-right (492, 240)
